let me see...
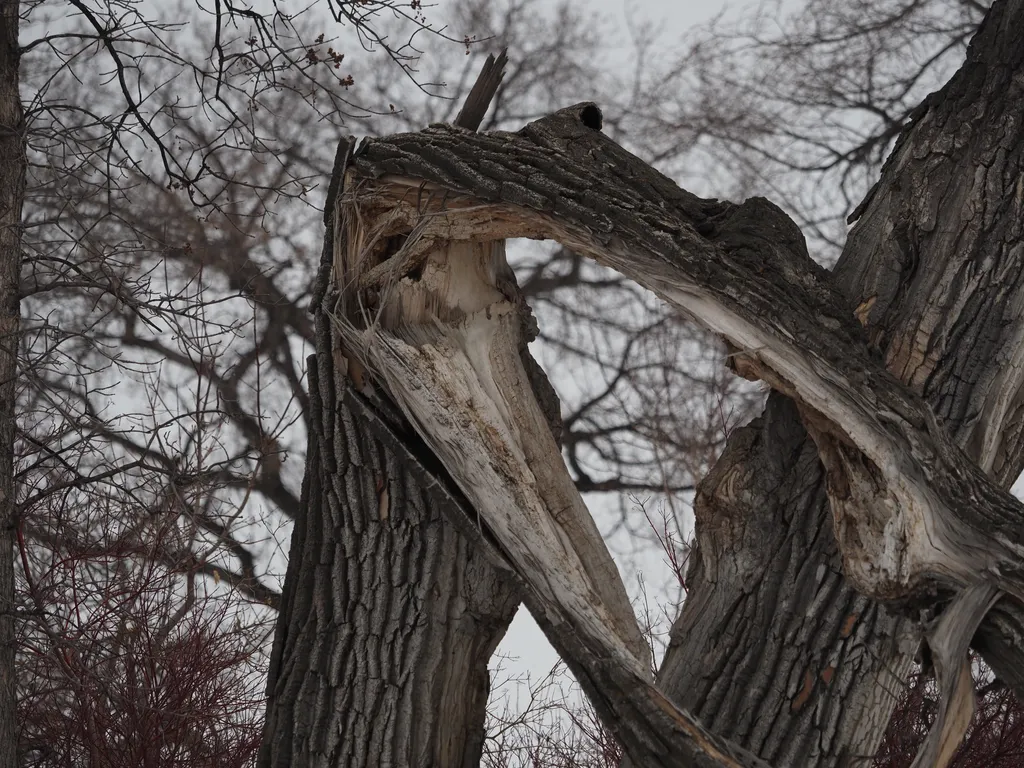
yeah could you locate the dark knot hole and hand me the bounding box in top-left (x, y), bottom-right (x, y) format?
top-left (579, 104), bottom-right (603, 131)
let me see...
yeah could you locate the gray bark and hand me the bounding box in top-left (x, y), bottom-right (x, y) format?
top-left (0, 4), bottom-right (22, 766)
top-left (660, 2), bottom-right (1024, 763)
top-left (257, 153), bottom-right (520, 768)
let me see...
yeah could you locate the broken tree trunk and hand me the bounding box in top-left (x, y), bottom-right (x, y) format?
top-left (256, 144), bottom-right (522, 768)
top-left (323, 140), bottom-right (770, 768)
top-left (331, 3), bottom-right (1024, 764)
top-left (262, 1), bottom-right (1024, 765)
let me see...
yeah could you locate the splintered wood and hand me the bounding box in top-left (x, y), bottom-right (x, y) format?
top-left (328, 172), bottom-right (654, 681)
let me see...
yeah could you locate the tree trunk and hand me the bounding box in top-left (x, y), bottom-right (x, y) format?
top-left (257, 154), bottom-right (520, 768)
top-left (0, 4), bottom-right (23, 766)
top-left (658, 2), bottom-right (1024, 763)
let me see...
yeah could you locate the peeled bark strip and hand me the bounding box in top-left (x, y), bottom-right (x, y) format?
top-left (910, 583), bottom-right (1002, 768)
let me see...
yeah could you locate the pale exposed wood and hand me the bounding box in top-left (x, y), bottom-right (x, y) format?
top-left (332, 177), bottom-right (653, 679)
top-left (257, 148), bottom-right (520, 768)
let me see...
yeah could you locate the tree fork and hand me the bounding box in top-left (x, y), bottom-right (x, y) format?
top-left (264, 1), bottom-right (1024, 764)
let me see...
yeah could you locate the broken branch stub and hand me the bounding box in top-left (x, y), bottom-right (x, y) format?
top-left (339, 103), bottom-right (1024, 615)
top-left (909, 583), bottom-right (1002, 768)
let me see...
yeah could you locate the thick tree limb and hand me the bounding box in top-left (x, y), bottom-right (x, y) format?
top-left (453, 49), bottom-right (507, 131)
top-left (339, 111), bottom-right (1024, 611)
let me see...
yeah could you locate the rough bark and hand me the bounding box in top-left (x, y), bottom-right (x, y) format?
top-left (0, 4), bottom-right (22, 766)
top-left (658, 1), bottom-right (1024, 763)
top-left (834, 0), bottom-right (1024, 699)
top-left (257, 149), bottom-right (520, 768)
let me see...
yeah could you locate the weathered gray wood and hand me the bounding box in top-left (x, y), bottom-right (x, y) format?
top-left (453, 49), bottom-right (507, 131)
